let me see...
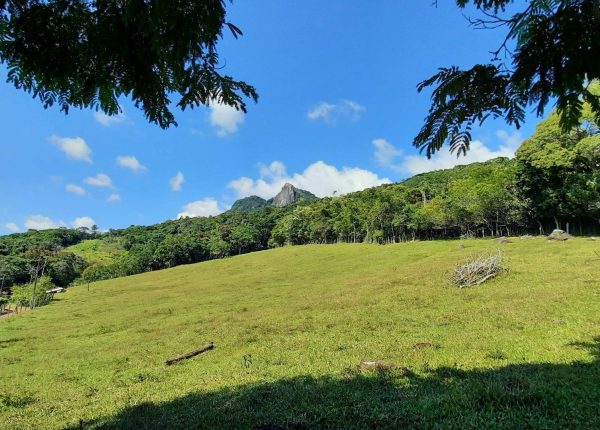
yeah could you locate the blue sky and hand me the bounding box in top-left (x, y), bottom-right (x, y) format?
top-left (0, 0), bottom-right (539, 233)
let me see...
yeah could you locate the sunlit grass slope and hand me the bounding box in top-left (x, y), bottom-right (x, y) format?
top-left (1, 238), bottom-right (600, 429)
top-left (65, 239), bottom-right (126, 265)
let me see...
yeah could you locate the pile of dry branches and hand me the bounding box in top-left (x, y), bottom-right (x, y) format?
top-left (451, 251), bottom-right (507, 288)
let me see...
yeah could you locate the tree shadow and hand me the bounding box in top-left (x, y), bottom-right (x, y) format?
top-left (75, 338), bottom-right (600, 429)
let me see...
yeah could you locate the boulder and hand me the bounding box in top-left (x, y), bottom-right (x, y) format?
top-left (548, 229), bottom-right (572, 241)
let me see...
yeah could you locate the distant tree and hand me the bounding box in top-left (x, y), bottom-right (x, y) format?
top-left (81, 263), bottom-right (123, 283)
top-left (208, 229), bottom-right (230, 258)
top-left (0, 255), bottom-right (30, 290)
top-left (153, 234), bottom-right (206, 268)
top-left (516, 111), bottom-right (600, 230)
top-left (416, 1), bottom-right (600, 156)
top-left (230, 224), bottom-right (259, 255)
top-left (0, 0), bottom-right (257, 128)
top-left (47, 252), bottom-right (88, 287)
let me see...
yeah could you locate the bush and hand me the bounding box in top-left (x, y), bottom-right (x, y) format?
top-left (451, 251), bottom-right (507, 288)
top-left (81, 263), bottom-right (123, 283)
top-left (10, 276), bottom-right (55, 308)
top-left (0, 297), bottom-right (8, 313)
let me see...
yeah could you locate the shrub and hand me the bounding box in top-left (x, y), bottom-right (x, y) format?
top-left (81, 263), bottom-right (123, 283)
top-left (0, 297), bottom-right (8, 313)
top-left (451, 251), bottom-right (507, 288)
top-left (10, 276), bottom-right (55, 308)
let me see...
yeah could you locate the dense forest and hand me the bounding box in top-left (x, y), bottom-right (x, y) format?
top-left (1, 110), bottom-right (598, 303)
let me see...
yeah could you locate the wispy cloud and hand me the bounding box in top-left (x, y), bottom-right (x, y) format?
top-left (94, 108), bottom-right (127, 127)
top-left (117, 155), bottom-right (146, 172)
top-left (5, 222), bottom-right (20, 233)
top-left (307, 100), bottom-right (365, 124)
top-left (49, 135), bottom-right (92, 162)
top-left (107, 193), bottom-right (121, 202)
top-left (84, 173), bottom-right (113, 188)
top-left (170, 172), bottom-right (185, 192)
top-left (373, 138), bottom-right (403, 166)
top-left (65, 184), bottom-right (86, 196)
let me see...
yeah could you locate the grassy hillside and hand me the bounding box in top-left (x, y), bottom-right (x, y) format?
top-left (65, 239), bottom-right (127, 265)
top-left (1, 239), bottom-right (599, 429)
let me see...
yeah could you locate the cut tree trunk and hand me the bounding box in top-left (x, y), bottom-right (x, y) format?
top-left (165, 343), bottom-right (214, 366)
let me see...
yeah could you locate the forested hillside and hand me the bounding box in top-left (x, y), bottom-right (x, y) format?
top-left (1, 111), bottom-right (598, 296)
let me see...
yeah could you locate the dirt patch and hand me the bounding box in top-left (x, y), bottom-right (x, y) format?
top-left (0, 305), bottom-right (29, 319)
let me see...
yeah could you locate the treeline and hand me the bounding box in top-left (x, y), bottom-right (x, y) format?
top-left (0, 205), bottom-right (297, 292)
top-left (271, 158), bottom-right (525, 245)
top-left (269, 111), bottom-right (599, 246)
top-left (0, 110), bottom-right (598, 295)
top-left (0, 229), bottom-right (93, 298)
top-left (81, 205), bottom-right (293, 282)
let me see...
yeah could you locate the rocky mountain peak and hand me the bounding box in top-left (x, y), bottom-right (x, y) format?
top-left (271, 183), bottom-right (303, 207)
top-left (230, 183), bottom-right (317, 211)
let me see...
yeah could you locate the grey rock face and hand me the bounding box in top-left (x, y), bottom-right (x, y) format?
top-left (271, 183), bottom-right (297, 207)
top-left (230, 183), bottom-right (317, 211)
top-left (270, 183), bottom-right (315, 207)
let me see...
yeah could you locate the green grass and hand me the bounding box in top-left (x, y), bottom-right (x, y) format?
top-left (1, 238), bottom-right (600, 429)
top-left (65, 239), bottom-right (127, 265)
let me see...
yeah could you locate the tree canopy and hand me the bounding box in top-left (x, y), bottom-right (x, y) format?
top-left (416, 0), bottom-right (600, 156)
top-left (1, 0), bottom-right (599, 147)
top-left (0, 0), bottom-right (257, 128)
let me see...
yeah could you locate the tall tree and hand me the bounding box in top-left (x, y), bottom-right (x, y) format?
top-left (516, 111), bottom-right (600, 229)
top-left (0, 0), bottom-right (257, 128)
top-left (416, 0), bottom-right (600, 156)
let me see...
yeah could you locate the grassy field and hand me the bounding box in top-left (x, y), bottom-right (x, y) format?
top-left (1, 238), bottom-right (599, 429)
top-left (65, 239), bottom-right (127, 265)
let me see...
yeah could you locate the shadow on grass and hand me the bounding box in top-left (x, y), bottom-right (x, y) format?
top-left (76, 338), bottom-right (600, 429)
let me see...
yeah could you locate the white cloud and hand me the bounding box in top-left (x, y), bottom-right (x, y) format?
top-left (372, 130), bottom-right (523, 176)
top-left (107, 193), bottom-right (121, 202)
top-left (117, 155), bottom-right (146, 172)
top-left (84, 173), bottom-right (113, 187)
top-left (307, 100), bottom-right (365, 124)
top-left (24, 215), bottom-right (98, 231)
top-left (25, 215), bottom-right (67, 231)
top-left (209, 101), bottom-right (244, 136)
top-left (72, 216), bottom-right (96, 230)
top-left (307, 102), bottom-right (335, 121)
top-left (398, 131), bottom-right (523, 175)
top-left (65, 184), bottom-right (86, 196)
top-left (228, 160), bottom-right (390, 199)
top-left (94, 108), bottom-right (127, 127)
top-left (49, 135), bottom-right (92, 162)
top-left (496, 129), bottom-right (523, 149)
top-left (177, 198), bottom-right (224, 219)
top-left (373, 138), bottom-right (403, 167)
top-left (5, 223), bottom-right (20, 233)
top-left (170, 172), bottom-right (185, 192)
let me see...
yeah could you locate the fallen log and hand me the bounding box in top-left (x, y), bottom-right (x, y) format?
top-left (166, 342), bottom-right (214, 366)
